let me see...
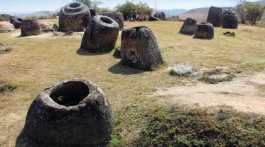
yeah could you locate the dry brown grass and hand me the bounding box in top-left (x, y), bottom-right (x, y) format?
top-left (1, 20), bottom-right (265, 146)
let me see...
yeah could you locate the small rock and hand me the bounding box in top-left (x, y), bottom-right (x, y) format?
top-left (170, 63), bottom-right (196, 76)
top-left (0, 81), bottom-right (16, 93)
top-left (223, 31), bottom-right (235, 37)
top-left (0, 44), bottom-right (12, 54)
top-left (199, 67), bottom-right (235, 84)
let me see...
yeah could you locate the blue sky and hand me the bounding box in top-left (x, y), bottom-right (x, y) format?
top-left (0, 0), bottom-right (260, 13)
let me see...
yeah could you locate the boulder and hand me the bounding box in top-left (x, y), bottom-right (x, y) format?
top-left (80, 15), bottom-right (119, 52)
top-left (222, 10), bottom-right (238, 29)
top-left (170, 63), bottom-right (196, 76)
top-left (207, 6), bottom-right (223, 27)
top-left (16, 80), bottom-right (112, 147)
top-left (179, 17), bottom-right (198, 35)
top-left (0, 21), bottom-right (14, 33)
top-left (21, 19), bottom-right (41, 36)
top-left (59, 2), bottom-right (91, 32)
top-left (120, 26), bottom-right (163, 70)
top-left (100, 12), bottom-right (124, 30)
top-left (194, 23), bottom-right (214, 39)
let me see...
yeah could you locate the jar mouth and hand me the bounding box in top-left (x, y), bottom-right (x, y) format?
top-left (50, 81), bottom-right (90, 106)
top-left (69, 2), bottom-right (81, 8)
top-left (101, 16), bottom-right (113, 24)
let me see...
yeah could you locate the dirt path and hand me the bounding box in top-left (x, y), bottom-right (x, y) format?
top-left (153, 71), bottom-right (265, 115)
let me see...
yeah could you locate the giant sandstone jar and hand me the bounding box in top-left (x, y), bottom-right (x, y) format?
top-left (21, 19), bottom-right (41, 36)
top-left (16, 80), bottom-right (112, 147)
top-left (59, 2), bottom-right (91, 32)
top-left (120, 26), bottom-right (163, 70)
top-left (80, 15), bottom-right (119, 52)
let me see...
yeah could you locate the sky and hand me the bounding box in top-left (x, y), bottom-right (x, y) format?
top-left (0, 0), bottom-right (260, 13)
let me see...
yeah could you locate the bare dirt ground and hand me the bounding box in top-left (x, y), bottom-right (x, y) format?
top-left (154, 71), bottom-right (265, 115)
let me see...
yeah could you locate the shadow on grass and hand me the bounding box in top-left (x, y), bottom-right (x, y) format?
top-left (76, 48), bottom-right (112, 56)
top-left (108, 62), bottom-right (145, 75)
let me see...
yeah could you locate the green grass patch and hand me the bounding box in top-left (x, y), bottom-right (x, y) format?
top-left (136, 106), bottom-right (265, 146)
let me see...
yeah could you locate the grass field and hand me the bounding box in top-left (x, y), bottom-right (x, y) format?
top-left (1, 20), bottom-right (265, 146)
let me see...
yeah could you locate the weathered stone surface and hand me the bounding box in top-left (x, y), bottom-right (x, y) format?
top-left (21, 19), bottom-right (41, 36)
top-left (90, 9), bottom-right (96, 17)
top-left (10, 17), bottom-right (23, 28)
top-left (207, 6), bottom-right (223, 27)
top-left (59, 2), bottom-right (91, 32)
top-left (16, 80), bottom-right (112, 147)
top-left (0, 21), bottom-right (14, 33)
top-left (153, 11), bottom-right (166, 20)
top-left (113, 48), bottom-right (121, 59)
top-left (120, 26), bottom-right (163, 70)
top-left (194, 23), bottom-right (214, 39)
top-left (80, 15), bottom-right (119, 52)
top-left (100, 11), bottom-right (124, 30)
top-left (179, 17), bottom-right (198, 35)
top-left (170, 63), bottom-right (196, 76)
top-left (222, 10), bottom-right (238, 29)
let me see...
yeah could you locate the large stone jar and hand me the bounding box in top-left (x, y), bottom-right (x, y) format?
top-left (16, 80), bottom-right (112, 147)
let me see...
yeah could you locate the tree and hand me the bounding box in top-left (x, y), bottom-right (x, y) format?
top-left (245, 2), bottom-right (265, 25)
top-left (237, 2), bottom-right (265, 25)
top-left (116, 1), bottom-right (153, 20)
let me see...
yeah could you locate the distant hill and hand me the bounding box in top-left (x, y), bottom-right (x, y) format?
top-left (256, 0), bottom-right (265, 5)
top-left (16, 11), bottom-right (55, 17)
top-left (0, 11), bottom-right (55, 18)
top-left (178, 7), bottom-right (209, 22)
top-left (162, 9), bottom-right (187, 17)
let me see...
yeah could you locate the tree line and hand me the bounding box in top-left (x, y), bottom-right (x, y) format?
top-left (236, 1), bottom-right (265, 25)
top-left (75, 0), bottom-right (265, 25)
